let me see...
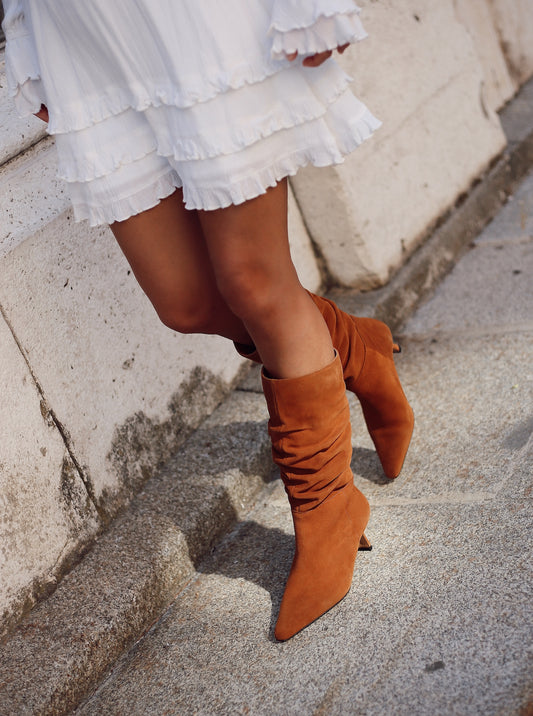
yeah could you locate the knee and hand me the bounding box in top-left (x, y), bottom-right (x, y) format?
top-left (155, 295), bottom-right (214, 335)
top-left (215, 261), bottom-right (292, 324)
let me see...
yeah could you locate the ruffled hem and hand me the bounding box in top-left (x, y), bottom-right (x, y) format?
top-left (70, 169), bottom-right (182, 227)
top-left (182, 102), bottom-right (380, 211)
top-left (55, 63), bottom-right (353, 182)
top-left (270, 11), bottom-right (367, 61)
top-left (46, 59), bottom-right (287, 136)
top-left (4, 32), bottom-right (46, 116)
top-left (11, 78), bottom-right (47, 116)
top-left (67, 93), bottom-right (381, 223)
top-left (269, 0), bottom-right (361, 32)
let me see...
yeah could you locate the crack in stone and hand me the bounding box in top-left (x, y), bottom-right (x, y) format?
top-left (0, 302), bottom-right (102, 519)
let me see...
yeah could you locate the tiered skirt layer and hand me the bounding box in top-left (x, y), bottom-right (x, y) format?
top-left (4, 0), bottom-right (381, 223)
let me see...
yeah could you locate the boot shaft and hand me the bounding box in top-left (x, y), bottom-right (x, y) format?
top-left (261, 353), bottom-right (354, 511)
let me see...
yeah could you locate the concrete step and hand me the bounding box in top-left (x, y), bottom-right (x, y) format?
top-left (0, 386), bottom-right (273, 715)
top-left (0, 75), bottom-right (531, 716)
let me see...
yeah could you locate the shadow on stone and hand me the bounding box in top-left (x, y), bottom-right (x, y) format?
top-left (0, 415), bottom-right (275, 715)
top-left (191, 441), bottom-right (391, 641)
top-left (351, 447), bottom-right (390, 485)
top-left (196, 517), bottom-right (293, 642)
top-left (131, 416), bottom-right (274, 568)
top-left (103, 366), bottom-right (228, 523)
top-left (503, 415), bottom-right (533, 451)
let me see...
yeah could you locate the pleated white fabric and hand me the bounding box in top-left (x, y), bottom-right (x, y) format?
top-left (2, 0), bottom-right (381, 223)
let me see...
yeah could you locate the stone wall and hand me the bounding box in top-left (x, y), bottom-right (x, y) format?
top-left (291, 0), bottom-right (522, 288)
top-left (1, 0), bottom-right (532, 639)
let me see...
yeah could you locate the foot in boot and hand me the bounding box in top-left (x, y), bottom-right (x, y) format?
top-left (261, 354), bottom-right (370, 641)
top-left (237, 297), bottom-right (414, 478)
top-left (275, 484), bottom-right (370, 641)
top-left (308, 294), bottom-right (414, 479)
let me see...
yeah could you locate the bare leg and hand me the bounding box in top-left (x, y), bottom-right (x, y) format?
top-left (110, 190), bottom-right (251, 344)
top-left (198, 180), bottom-right (334, 379)
top-left (198, 181), bottom-right (363, 643)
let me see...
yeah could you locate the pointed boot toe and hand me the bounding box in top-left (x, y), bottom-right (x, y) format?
top-left (274, 485), bottom-right (370, 641)
top-left (366, 418), bottom-right (414, 478)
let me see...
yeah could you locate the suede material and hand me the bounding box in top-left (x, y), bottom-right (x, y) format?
top-left (235, 292), bottom-right (414, 478)
top-left (262, 354), bottom-right (352, 511)
top-left (309, 294), bottom-right (414, 479)
top-left (261, 354), bottom-right (370, 641)
top-left (350, 318), bottom-right (414, 478)
top-left (275, 485), bottom-right (370, 641)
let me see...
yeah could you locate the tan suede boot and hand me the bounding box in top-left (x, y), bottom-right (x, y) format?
top-left (262, 353), bottom-right (370, 641)
top-left (236, 292), bottom-right (414, 479)
top-left (308, 293), bottom-right (414, 479)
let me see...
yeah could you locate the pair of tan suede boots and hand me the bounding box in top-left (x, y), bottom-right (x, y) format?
top-left (237, 292), bottom-right (414, 641)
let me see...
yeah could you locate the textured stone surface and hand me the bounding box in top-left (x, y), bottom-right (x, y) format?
top-left (349, 331), bottom-right (533, 504)
top-left (0, 390), bottom-right (272, 716)
top-left (0, 313), bottom-right (99, 640)
top-left (0, 138), bottom-right (69, 258)
top-left (324, 76), bottom-right (533, 334)
top-left (403, 242), bottom-right (533, 335)
top-left (406, 173), bottom-right (533, 335)
top-left (490, 0), bottom-right (533, 86)
top-left (0, 212), bottom-right (241, 515)
top-left (292, 0), bottom-right (506, 288)
top-left (474, 168), bottom-right (533, 245)
top-left (0, 193), bottom-right (317, 520)
top-left (454, 0), bottom-right (516, 111)
top-left (76, 489), bottom-right (531, 716)
top-left (501, 74), bottom-right (533, 148)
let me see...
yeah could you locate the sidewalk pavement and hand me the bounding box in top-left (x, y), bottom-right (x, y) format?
top-left (72, 171), bottom-right (533, 715)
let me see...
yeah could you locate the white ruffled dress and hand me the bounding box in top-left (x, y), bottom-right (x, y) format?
top-left (2, 0), bottom-right (381, 225)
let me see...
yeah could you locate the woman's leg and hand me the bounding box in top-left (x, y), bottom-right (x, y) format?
top-left (198, 179), bottom-right (368, 640)
top-left (197, 179), bottom-right (333, 379)
top-left (110, 189), bottom-right (251, 344)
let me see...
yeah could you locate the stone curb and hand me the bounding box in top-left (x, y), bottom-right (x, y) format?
top-left (328, 76), bottom-right (533, 332)
top-left (0, 389), bottom-right (272, 716)
top-left (0, 78), bottom-right (532, 716)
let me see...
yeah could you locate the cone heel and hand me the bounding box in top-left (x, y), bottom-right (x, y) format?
top-left (358, 532), bottom-right (372, 551)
